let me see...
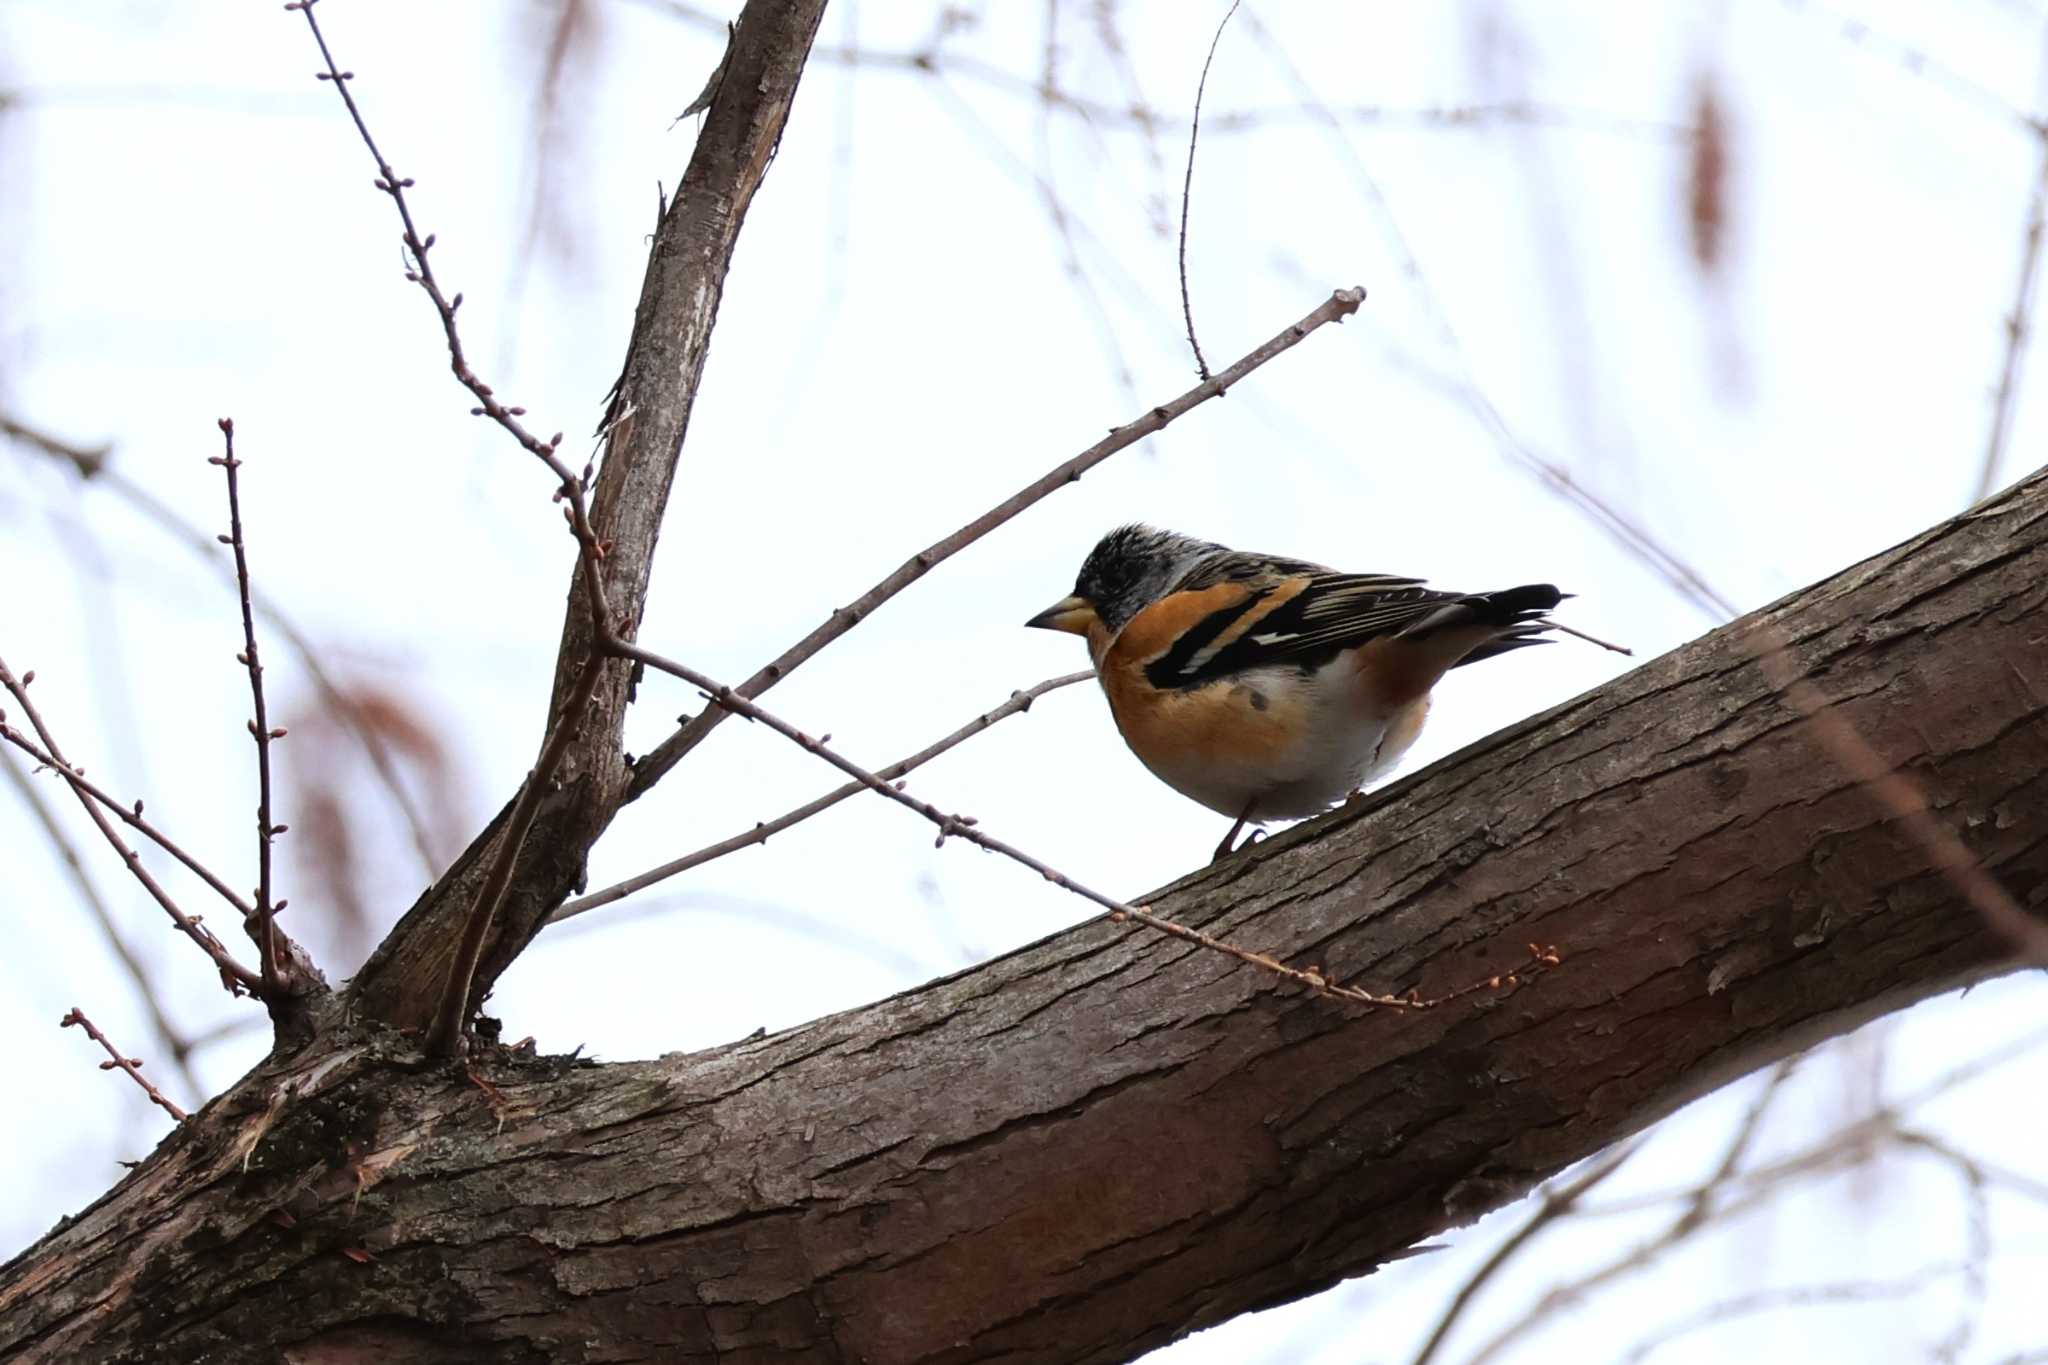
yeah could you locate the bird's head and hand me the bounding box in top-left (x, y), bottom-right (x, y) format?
top-left (1025, 524), bottom-right (1223, 638)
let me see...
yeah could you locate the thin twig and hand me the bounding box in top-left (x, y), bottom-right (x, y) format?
top-left (626, 285), bottom-right (1368, 801)
top-left (1026, 2), bottom-right (1141, 401)
top-left (554, 669), bottom-right (1095, 923)
top-left (2, 748), bottom-right (203, 1099)
top-left (1577, 1026), bottom-right (2048, 1220)
top-left (212, 419), bottom-right (282, 991)
top-left (0, 657), bottom-right (262, 994)
top-left (625, 6), bottom-right (1700, 141)
top-left (1776, 0), bottom-right (2040, 135)
top-left (1681, 1059), bottom-right (1796, 1225)
top-left (1615, 1263), bottom-right (1967, 1365)
top-left (1460, 1063), bottom-right (1799, 1365)
top-left (1898, 1128), bottom-right (2048, 1209)
top-left (1417, 1072), bottom-right (1785, 1358)
top-left (1241, 12), bottom-right (1739, 624)
top-left (1974, 39), bottom-right (2048, 503)
top-left (1178, 0), bottom-right (1242, 380)
top-left (424, 653), bottom-right (606, 1057)
top-left (1407, 1140), bottom-right (1644, 1365)
top-left (0, 413), bottom-right (110, 474)
top-left (1546, 620), bottom-right (1631, 656)
top-left (61, 1006), bottom-right (189, 1123)
top-left (1748, 623), bottom-right (2048, 964)
top-left (0, 720), bottom-right (255, 918)
top-left (1924, 1135), bottom-right (1992, 1364)
top-left (290, 0), bottom-right (620, 1053)
top-left (1459, 1032), bottom-right (2032, 1365)
top-left (287, 0), bottom-right (610, 605)
top-left (2, 411), bottom-right (443, 878)
top-left (612, 636), bottom-right (1555, 1011)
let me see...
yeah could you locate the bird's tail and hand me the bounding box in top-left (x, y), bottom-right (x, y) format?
top-left (1400, 583), bottom-right (1566, 668)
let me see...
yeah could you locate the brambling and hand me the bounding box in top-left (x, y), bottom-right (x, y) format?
top-left (1027, 524), bottom-right (1567, 860)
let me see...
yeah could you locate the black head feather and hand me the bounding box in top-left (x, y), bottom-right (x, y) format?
top-left (1070, 524), bottom-right (1224, 631)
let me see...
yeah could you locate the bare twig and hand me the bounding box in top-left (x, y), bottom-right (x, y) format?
top-left (1413, 1067), bottom-right (1785, 1365)
top-left (3, 410), bottom-right (442, 878)
top-left (1024, 2), bottom-right (1141, 401)
top-left (1775, 0), bottom-right (2040, 135)
top-left (1578, 1026), bottom-right (2048, 1221)
top-left (211, 420), bottom-right (283, 991)
top-left (1547, 620), bottom-right (1632, 656)
top-left (289, 0), bottom-right (619, 1053)
top-left (1463, 1028), bottom-right (2043, 1365)
top-left (1749, 623), bottom-right (2048, 963)
top-left (612, 636), bottom-right (1555, 1011)
top-left (1081, 6), bottom-right (1174, 224)
top-left (425, 653), bottom-right (606, 1057)
top-left (1407, 1140), bottom-right (1644, 1365)
top-left (0, 657), bottom-right (262, 994)
top-left (2, 749), bottom-right (203, 1098)
top-left (555, 669), bottom-right (1095, 923)
top-left (60, 1007), bottom-right (189, 1123)
top-left (1923, 1136), bottom-right (1992, 1364)
top-left (1241, 14), bottom-right (1739, 623)
top-left (1615, 1263), bottom-right (1966, 1365)
top-left (1680, 1059), bottom-right (1796, 1224)
top-left (0, 413), bottom-right (109, 474)
top-left (1974, 38), bottom-right (2048, 503)
top-left (287, 0), bottom-right (609, 586)
top-left (626, 285), bottom-right (1368, 800)
top-left (1177, 0), bottom-right (1242, 380)
top-left (1461, 1062), bottom-right (1801, 1365)
top-left (1899, 1128), bottom-right (2048, 1209)
top-left (0, 717), bottom-right (256, 920)
top-left (625, 5), bottom-right (1699, 141)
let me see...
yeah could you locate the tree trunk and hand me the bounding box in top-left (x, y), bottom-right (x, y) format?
top-left (4, 470), bottom-right (2043, 1363)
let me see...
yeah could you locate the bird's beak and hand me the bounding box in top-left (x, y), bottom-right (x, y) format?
top-left (1025, 594), bottom-right (1097, 634)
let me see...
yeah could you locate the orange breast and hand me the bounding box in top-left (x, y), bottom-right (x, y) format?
top-left (1100, 663), bottom-right (1305, 775)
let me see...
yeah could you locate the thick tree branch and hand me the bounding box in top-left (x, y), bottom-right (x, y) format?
top-left (347, 0), bottom-right (833, 1031)
top-left (5, 465), bottom-right (2043, 1365)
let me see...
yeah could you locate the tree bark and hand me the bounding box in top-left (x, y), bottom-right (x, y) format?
top-left (4, 465), bottom-right (2043, 1362)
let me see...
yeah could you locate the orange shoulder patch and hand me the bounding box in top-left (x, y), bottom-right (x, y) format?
top-left (1106, 583), bottom-right (1259, 668)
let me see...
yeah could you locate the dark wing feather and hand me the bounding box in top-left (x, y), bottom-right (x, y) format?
top-left (1145, 574), bottom-right (1561, 691)
top-left (1143, 574), bottom-right (1440, 690)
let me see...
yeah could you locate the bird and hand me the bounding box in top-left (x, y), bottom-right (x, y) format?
top-left (1026, 524), bottom-right (1569, 860)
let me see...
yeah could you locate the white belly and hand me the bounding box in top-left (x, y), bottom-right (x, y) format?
top-left (1119, 661), bottom-right (1429, 821)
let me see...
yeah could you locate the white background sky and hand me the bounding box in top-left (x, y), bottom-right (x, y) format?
top-left (3, 1), bottom-right (2045, 1361)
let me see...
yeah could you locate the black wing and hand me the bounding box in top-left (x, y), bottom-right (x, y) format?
top-left (1145, 574), bottom-right (1560, 691)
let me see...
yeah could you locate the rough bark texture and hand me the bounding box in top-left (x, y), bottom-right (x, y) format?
top-left (349, 0), bottom-right (832, 1032)
top-left (4, 469), bottom-right (2043, 1363)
